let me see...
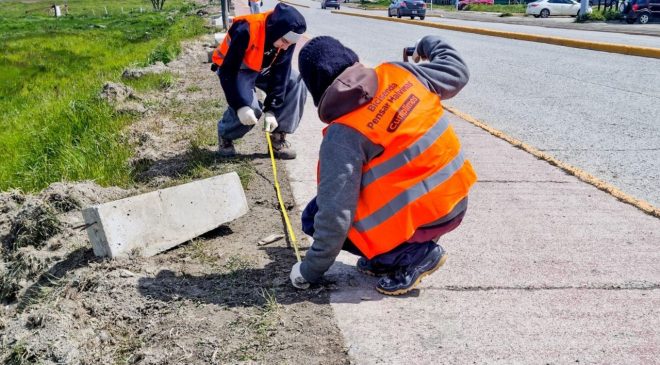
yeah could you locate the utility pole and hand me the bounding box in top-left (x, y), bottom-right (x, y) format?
top-left (579, 0), bottom-right (588, 19)
top-left (221, 0), bottom-right (229, 30)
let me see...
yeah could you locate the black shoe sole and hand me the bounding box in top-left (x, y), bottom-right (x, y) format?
top-left (217, 149), bottom-right (236, 157)
top-left (273, 152), bottom-right (297, 160)
top-left (376, 253), bottom-right (447, 296)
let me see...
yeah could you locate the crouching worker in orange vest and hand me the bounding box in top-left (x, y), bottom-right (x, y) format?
top-left (290, 36), bottom-right (477, 295)
top-left (211, 3), bottom-right (307, 159)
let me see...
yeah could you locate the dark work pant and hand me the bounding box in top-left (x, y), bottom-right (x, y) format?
top-left (217, 69), bottom-right (307, 141)
top-left (301, 197), bottom-right (466, 270)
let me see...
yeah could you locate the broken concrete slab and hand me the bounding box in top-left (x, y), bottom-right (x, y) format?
top-left (83, 172), bottom-right (248, 258)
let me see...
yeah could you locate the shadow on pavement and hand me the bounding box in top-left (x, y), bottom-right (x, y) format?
top-left (135, 245), bottom-right (427, 307)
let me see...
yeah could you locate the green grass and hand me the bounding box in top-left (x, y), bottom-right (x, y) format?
top-left (355, 0), bottom-right (392, 10)
top-left (466, 4), bottom-right (526, 13)
top-left (0, 0), bottom-right (207, 192)
top-left (576, 9), bottom-right (621, 22)
top-left (4, 340), bottom-right (36, 365)
top-left (355, 1), bottom-right (457, 12)
top-left (123, 71), bottom-right (175, 91)
top-left (431, 5), bottom-right (459, 11)
top-left (0, 0), bottom-right (166, 17)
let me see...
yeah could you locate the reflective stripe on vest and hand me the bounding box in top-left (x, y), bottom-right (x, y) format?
top-left (330, 63), bottom-right (477, 259)
top-left (211, 11), bottom-right (271, 72)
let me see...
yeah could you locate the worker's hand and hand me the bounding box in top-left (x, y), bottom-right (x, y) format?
top-left (263, 112), bottom-right (279, 133)
top-left (237, 106), bottom-right (258, 126)
top-left (290, 262), bottom-right (310, 289)
top-left (412, 39), bottom-right (422, 63)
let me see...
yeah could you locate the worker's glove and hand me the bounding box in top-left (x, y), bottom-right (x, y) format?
top-left (290, 262), bottom-right (310, 289)
top-left (263, 112), bottom-right (279, 133)
top-left (236, 106), bottom-right (258, 126)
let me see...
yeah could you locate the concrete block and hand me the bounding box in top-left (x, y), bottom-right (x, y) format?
top-left (83, 172), bottom-right (248, 258)
top-left (213, 32), bottom-right (227, 47)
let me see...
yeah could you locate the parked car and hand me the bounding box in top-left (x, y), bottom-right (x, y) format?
top-left (526, 0), bottom-right (592, 17)
top-left (457, 0), bottom-right (494, 11)
top-left (321, 0), bottom-right (341, 9)
top-left (623, 0), bottom-right (659, 23)
top-left (388, 0), bottom-right (427, 20)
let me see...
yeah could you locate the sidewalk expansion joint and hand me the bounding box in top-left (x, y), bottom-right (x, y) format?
top-left (426, 283), bottom-right (660, 291)
top-left (541, 148), bottom-right (660, 152)
top-left (478, 180), bottom-right (570, 184)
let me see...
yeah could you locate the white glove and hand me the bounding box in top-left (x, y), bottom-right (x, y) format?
top-left (263, 112), bottom-right (278, 133)
top-left (237, 106), bottom-right (258, 126)
top-left (290, 262), bottom-right (310, 289)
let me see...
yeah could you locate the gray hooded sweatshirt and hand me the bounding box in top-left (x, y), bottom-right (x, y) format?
top-left (300, 35), bottom-right (470, 283)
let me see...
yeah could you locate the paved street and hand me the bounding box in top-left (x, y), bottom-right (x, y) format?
top-left (297, 0), bottom-right (660, 207)
top-left (428, 8), bottom-right (660, 37)
top-left (270, 0), bottom-right (660, 363)
top-left (339, 5), bottom-right (660, 47)
top-left (418, 14), bottom-right (660, 47)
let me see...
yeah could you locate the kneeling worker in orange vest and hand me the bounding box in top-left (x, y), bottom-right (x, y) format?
top-left (212, 3), bottom-right (306, 159)
top-left (290, 36), bottom-right (477, 295)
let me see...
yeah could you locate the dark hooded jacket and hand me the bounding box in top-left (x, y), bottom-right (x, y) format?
top-left (219, 3), bottom-right (306, 113)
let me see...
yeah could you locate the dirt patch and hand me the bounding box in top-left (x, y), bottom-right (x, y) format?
top-left (1, 8), bottom-right (349, 364)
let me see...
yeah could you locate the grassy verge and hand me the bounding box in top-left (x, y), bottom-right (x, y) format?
top-left (353, 0), bottom-right (457, 11)
top-left (465, 4), bottom-right (526, 13)
top-left (123, 72), bottom-right (175, 92)
top-left (0, 0), bottom-right (207, 192)
top-left (576, 8), bottom-right (623, 22)
top-left (353, 0), bottom-right (392, 10)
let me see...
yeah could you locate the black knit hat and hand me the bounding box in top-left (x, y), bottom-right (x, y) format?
top-left (298, 36), bottom-right (359, 106)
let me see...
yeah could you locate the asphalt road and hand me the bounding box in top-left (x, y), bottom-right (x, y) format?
top-left (291, 0), bottom-right (660, 207)
top-left (338, 6), bottom-right (660, 48)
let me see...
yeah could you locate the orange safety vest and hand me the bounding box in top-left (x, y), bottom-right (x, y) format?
top-left (325, 63), bottom-right (477, 259)
top-left (212, 11), bottom-right (272, 72)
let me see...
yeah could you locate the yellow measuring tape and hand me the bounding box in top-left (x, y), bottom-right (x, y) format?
top-left (266, 132), bottom-right (302, 262)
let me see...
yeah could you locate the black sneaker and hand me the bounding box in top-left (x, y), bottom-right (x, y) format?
top-left (356, 257), bottom-right (394, 277)
top-left (218, 137), bottom-right (236, 157)
top-left (376, 245), bottom-right (447, 296)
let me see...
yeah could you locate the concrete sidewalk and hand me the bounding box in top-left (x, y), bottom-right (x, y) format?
top-left (286, 88), bottom-right (660, 362)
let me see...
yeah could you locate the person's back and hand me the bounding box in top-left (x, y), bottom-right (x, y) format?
top-left (290, 36), bottom-right (477, 295)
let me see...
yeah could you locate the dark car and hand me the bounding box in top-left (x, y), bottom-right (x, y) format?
top-left (321, 0), bottom-right (341, 9)
top-left (388, 0), bottom-right (427, 20)
top-left (624, 0), bottom-right (659, 23)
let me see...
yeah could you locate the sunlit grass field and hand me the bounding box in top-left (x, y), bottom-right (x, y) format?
top-left (0, 0), bottom-right (207, 191)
